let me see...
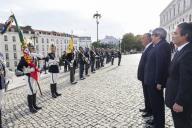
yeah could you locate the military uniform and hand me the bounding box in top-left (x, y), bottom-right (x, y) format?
top-left (111, 50), bottom-right (115, 65)
top-left (90, 49), bottom-right (96, 73)
top-left (17, 52), bottom-right (43, 113)
top-left (78, 48), bottom-right (85, 80)
top-left (84, 48), bottom-right (90, 76)
top-left (47, 52), bottom-right (61, 98)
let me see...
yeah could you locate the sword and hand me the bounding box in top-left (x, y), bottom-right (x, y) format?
top-left (36, 81), bottom-right (42, 95)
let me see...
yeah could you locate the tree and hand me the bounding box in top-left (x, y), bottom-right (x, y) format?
top-left (121, 33), bottom-right (143, 53)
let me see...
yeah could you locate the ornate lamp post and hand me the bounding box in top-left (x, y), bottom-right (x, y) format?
top-left (93, 11), bottom-right (101, 43)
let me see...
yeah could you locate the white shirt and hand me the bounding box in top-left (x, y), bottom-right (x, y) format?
top-left (177, 42), bottom-right (189, 52)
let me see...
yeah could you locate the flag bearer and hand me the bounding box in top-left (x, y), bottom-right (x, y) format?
top-left (17, 42), bottom-right (43, 113)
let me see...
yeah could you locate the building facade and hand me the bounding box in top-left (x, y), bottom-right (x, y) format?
top-left (79, 36), bottom-right (92, 49)
top-left (160, 0), bottom-right (192, 42)
top-left (100, 36), bottom-right (119, 45)
top-left (0, 24), bottom-right (80, 71)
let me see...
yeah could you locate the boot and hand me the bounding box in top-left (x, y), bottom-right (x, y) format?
top-left (54, 83), bottom-right (61, 97)
top-left (50, 84), bottom-right (57, 98)
top-left (27, 95), bottom-right (37, 113)
top-left (32, 94), bottom-right (42, 110)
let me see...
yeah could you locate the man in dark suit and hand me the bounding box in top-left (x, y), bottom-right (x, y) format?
top-left (137, 33), bottom-right (153, 118)
top-left (144, 28), bottom-right (171, 128)
top-left (165, 22), bottom-right (192, 128)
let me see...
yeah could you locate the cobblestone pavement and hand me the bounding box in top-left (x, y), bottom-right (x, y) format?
top-left (2, 54), bottom-right (174, 128)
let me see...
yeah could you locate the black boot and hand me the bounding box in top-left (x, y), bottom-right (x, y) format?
top-left (27, 95), bottom-right (37, 113)
top-left (54, 83), bottom-right (61, 97)
top-left (51, 84), bottom-right (57, 98)
top-left (32, 94), bottom-right (42, 110)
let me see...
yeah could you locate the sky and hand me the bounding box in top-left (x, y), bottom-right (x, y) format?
top-left (0, 0), bottom-right (173, 41)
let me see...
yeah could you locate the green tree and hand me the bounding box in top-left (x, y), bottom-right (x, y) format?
top-left (121, 33), bottom-right (143, 53)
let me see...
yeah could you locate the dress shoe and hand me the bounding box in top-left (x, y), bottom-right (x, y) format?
top-left (139, 108), bottom-right (148, 112)
top-left (71, 81), bottom-right (77, 84)
top-left (80, 77), bottom-right (86, 80)
top-left (142, 113), bottom-right (152, 118)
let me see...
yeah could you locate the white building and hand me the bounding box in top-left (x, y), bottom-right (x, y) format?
top-left (160, 0), bottom-right (192, 42)
top-left (79, 36), bottom-right (92, 49)
top-left (0, 24), bottom-right (79, 71)
top-left (100, 36), bottom-right (119, 45)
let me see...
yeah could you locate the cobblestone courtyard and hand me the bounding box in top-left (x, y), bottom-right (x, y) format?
top-left (2, 54), bottom-right (174, 128)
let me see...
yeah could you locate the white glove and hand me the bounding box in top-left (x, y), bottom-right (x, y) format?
top-left (48, 60), bottom-right (58, 65)
top-left (23, 67), bottom-right (35, 74)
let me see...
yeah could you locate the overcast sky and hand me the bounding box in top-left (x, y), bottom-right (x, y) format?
top-left (0, 0), bottom-right (172, 41)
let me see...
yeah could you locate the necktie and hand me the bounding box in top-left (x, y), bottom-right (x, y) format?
top-left (172, 49), bottom-right (179, 61)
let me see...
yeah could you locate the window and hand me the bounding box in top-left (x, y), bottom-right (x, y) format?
top-left (6, 62), bottom-right (10, 67)
top-left (4, 35), bottom-right (8, 41)
top-left (47, 39), bottom-right (49, 43)
top-left (173, 7), bottom-right (176, 17)
top-left (42, 38), bottom-right (44, 43)
top-left (14, 53), bottom-right (17, 59)
top-left (36, 45), bottom-right (39, 51)
top-left (12, 36), bottom-right (16, 42)
top-left (13, 44), bottom-right (16, 51)
top-left (14, 61), bottom-right (17, 67)
top-left (5, 53), bottom-right (9, 60)
top-left (5, 44), bottom-right (8, 51)
top-left (36, 38), bottom-right (38, 43)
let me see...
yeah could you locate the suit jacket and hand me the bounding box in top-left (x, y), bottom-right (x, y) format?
top-left (165, 42), bottom-right (192, 108)
top-left (137, 44), bottom-right (153, 82)
top-left (144, 40), bottom-right (171, 87)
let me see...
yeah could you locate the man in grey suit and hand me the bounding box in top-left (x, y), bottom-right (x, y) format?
top-left (144, 28), bottom-right (171, 128)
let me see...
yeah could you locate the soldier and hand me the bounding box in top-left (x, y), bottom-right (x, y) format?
top-left (105, 49), bottom-right (110, 64)
top-left (100, 48), bottom-right (105, 67)
top-left (17, 42), bottom-right (43, 113)
top-left (95, 48), bottom-right (100, 69)
top-left (90, 47), bottom-right (96, 73)
top-left (84, 48), bottom-right (90, 76)
top-left (117, 50), bottom-right (122, 66)
top-left (47, 43), bottom-right (61, 98)
top-left (78, 47), bottom-right (86, 80)
top-left (61, 51), bottom-right (68, 72)
top-left (66, 50), bottom-right (77, 84)
top-left (111, 49), bottom-right (115, 65)
top-left (0, 52), bottom-right (13, 127)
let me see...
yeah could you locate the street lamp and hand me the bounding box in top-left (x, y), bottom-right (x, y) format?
top-left (30, 31), bottom-right (43, 71)
top-left (93, 11), bottom-right (101, 43)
